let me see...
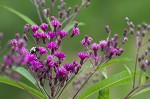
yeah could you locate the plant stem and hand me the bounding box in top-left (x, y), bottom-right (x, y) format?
top-left (124, 86), bottom-right (139, 99)
top-left (132, 38), bottom-right (140, 88)
top-left (72, 71), bottom-right (95, 99)
top-left (34, 0), bottom-right (43, 24)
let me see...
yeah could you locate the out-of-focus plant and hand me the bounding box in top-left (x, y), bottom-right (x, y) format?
top-left (1, 0), bottom-right (150, 99)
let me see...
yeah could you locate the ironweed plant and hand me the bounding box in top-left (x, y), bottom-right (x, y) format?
top-left (1, 0), bottom-right (150, 99)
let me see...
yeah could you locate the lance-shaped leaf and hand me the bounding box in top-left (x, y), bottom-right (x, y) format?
top-left (77, 71), bottom-right (139, 99)
top-left (0, 76), bottom-right (46, 99)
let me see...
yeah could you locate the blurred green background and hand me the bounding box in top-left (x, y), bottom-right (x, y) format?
top-left (0, 0), bottom-right (150, 99)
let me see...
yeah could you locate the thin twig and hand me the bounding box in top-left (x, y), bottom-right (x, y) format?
top-left (34, 0), bottom-right (43, 24)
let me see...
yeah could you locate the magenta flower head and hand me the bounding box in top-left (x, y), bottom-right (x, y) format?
top-left (109, 47), bottom-right (118, 55)
top-left (51, 18), bottom-right (60, 28)
top-left (33, 31), bottom-right (41, 38)
top-left (11, 39), bottom-right (18, 47)
top-left (38, 46), bottom-right (47, 55)
top-left (71, 27), bottom-right (80, 37)
top-left (40, 23), bottom-right (48, 31)
top-left (31, 25), bottom-right (39, 32)
top-left (56, 67), bottom-right (68, 77)
top-left (40, 32), bottom-right (47, 39)
top-left (64, 63), bottom-right (74, 71)
top-left (48, 31), bottom-right (56, 39)
top-left (30, 60), bottom-right (44, 71)
top-left (99, 40), bottom-right (107, 48)
top-left (55, 52), bottom-right (66, 60)
top-left (78, 52), bottom-right (88, 65)
top-left (91, 54), bottom-right (101, 61)
top-left (78, 52), bottom-right (88, 60)
top-left (47, 41), bottom-right (58, 52)
top-left (4, 55), bottom-right (12, 66)
top-left (26, 53), bottom-right (37, 62)
top-left (46, 55), bottom-right (54, 63)
top-left (58, 30), bottom-right (68, 39)
top-left (81, 36), bottom-right (93, 46)
top-left (92, 43), bottom-right (100, 51)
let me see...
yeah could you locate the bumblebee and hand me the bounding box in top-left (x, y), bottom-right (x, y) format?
top-left (30, 47), bottom-right (39, 54)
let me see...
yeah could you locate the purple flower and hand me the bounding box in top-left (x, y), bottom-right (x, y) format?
top-left (38, 46), bottom-right (47, 54)
top-left (64, 63), bottom-right (74, 71)
top-left (81, 37), bottom-right (93, 46)
top-left (51, 19), bottom-right (60, 28)
top-left (40, 23), bottom-right (48, 31)
top-left (78, 52), bottom-right (88, 60)
top-left (91, 43), bottom-right (100, 51)
top-left (33, 31), bottom-right (41, 38)
top-left (4, 55), bottom-right (12, 66)
top-left (109, 47), bottom-right (118, 54)
top-left (46, 55), bottom-right (54, 63)
top-left (99, 40), bottom-right (107, 48)
top-left (47, 41), bottom-right (58, 51)
top-left (11, 39), bottom-right (18, 46)
top-left (26, 53), bottom-right (37, 62)
top-left (58, 30), bottom-right (68, 38)
top-left (55, 52), bottom-right (66, 60)
top-left (48, 31), bottom-right (56, 39)
top-left (91, 54), bottom-right (101, 61)
top-left (48, 61), bottom-right (55, 67)
top-left (31, 25), bottom-right (39, 32)
top-left (40, 32), bottom-right (47, 39)
top-left (30, 60), bottom-right (44, 70)
top-left (56, 67), bottom-right (68, 77)
top-left (72, 27), bottom-right (80, 35)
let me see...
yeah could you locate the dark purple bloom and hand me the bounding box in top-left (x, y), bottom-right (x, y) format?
top-left (81, 37), bottom-right (93, 46)
top-left (72, 27), bottom-right (80, 35)
top-left (56, 67), bottom-right (68, 77)
top-left (38, 46), bottom-right (47, 54)
top-left (109, 47), bottom-right (118, 54)
top-left (48, 61), bottom-right (55, 67)
top-left (11, 39), bottom-right (18, 46)
top-left (33, 31), bottom-right (41, 38)
top-left (58, 30), bottom-right (68, 38)
top-left (55, 52), bottom-right (66, 60)
top-left (46, 55), bottom-right (54, 63)
top-left (78, 52), bottom-right (88, 60)
top-left (99, 40), bottom-right (107, 48)
top-left (91, 43), bottom-right (100, 51)
top-left (47, 41), bottom-right (58, 51)
top-left (91, 54), bottom-right (101, 61)
top-left (40, 32), bottom-right (47, 39)
top-left (40, 23), bottom-right (48, 31)
top-left (48, 31), bottom-right (56, 39)
top-left (51, 19), bottom-right (60, 28)
top-left (31, 25), bottom-right (39, 32)
top-left (64, 63), bottom-right (74, 71)
top-left (30, 60), bottom-right (44, 70)
top-left (4, 55), bottom-right (12, 66)
top-left (26, 53), bottom-right (37, 62)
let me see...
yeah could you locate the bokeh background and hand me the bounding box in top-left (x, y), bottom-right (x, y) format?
top-left (0, 0), bottom-right (150, 99)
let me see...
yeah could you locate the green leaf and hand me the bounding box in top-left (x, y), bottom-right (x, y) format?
top-left (77, 71), bottom-right (137, 99)
top-left (13, 67), bottom-right (37, 87)
top-left (3, 6), bottom-right (36, 25)
top-left (96, 58), bottom-right (132, 71)
top-left (98, 88), bottom-right (109, 99)
top-left (64, 21), bottom-right (85, 32)
top-left (0, 76), bottom-right (46, 99)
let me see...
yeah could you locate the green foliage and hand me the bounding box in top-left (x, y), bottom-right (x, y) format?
top-left (77, 71), bottom-right (137, 99)
top-left (13, 67), bottom-right (37, 87)
top-left (96, 58), bottom-right (132, 71)
top-left (3, 6), bottom-right (36, 25)
top-left (0, 76), bottom-right (46, 99)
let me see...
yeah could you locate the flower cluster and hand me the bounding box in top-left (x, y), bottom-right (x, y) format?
top-left (78, 26), bottom-right (127, 67)
top-left (1, 17), bottom-right (83, 98)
